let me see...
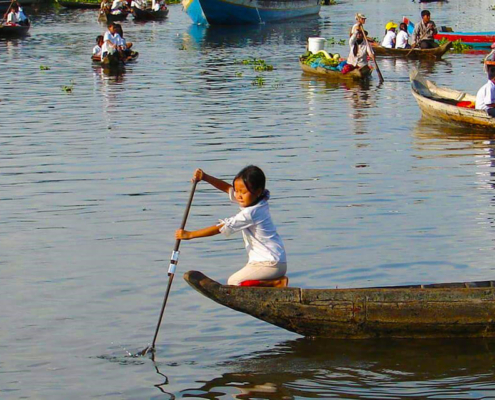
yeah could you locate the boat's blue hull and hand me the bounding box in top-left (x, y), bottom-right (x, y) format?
top-left (197, 0), bottom-right (320, 25)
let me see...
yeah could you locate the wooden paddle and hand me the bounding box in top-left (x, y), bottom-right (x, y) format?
top-left (360, 26), bottom-right (384, 83)
top-left (140, 178), bottom-right (198, 356)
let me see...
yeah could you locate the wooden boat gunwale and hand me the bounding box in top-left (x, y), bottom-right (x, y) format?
top-left (371, 41), bottom-right (452, 59)
top-left (184, 270), bottom-right (495, 339)
top-left (131, 6), bottom-right (169, 20)
top-left (410, 70), bottom-right (495, 130)
top-left (299, 61), bottom-right (371, 81)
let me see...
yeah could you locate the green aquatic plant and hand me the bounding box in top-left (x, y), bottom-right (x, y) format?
top-left (451, 39), bottom-right (472, 52)
top-left (235, 71), bottom-right (243, 77)
top-left (252, 75), bottom-right (265, 86)
top-left (61, 84), bottom-right (74, 93)
top-left (237, 58), bottom-right (274, 72)
top-left (327, 37), bottom-right (346, 46)
top-left (39, 65), bottom-right (51, 70)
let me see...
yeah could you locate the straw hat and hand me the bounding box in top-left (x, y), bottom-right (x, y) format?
top-left (355, 13), bottom-right (366, 20)
top-left (385, 21), bottom-right (398, 31)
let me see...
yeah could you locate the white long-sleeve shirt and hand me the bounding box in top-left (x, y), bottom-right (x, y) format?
top-left (347, 31), bottom-right (373, 67)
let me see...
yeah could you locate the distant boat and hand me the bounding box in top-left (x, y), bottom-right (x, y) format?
top-left (403, 17), bottom-right (495, 48)
top-left (183, 0), bottom-right (320, 25)
top-left (132, 6), bottom-right (169, 20)
top-left (56, 0), bottom-right (101, 8)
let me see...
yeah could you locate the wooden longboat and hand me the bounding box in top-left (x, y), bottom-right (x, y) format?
top-left (132, 7), bottom-right (169, 20)
top-left (410, 70), bottom-right (495, 130)
top-left (57, 0), bottom-right (101, 8)
top-left (0, 23), bottom-right (30, 37)
top-left (91, 51), bottom-right (139, 67)
top-left (98, 10), bottom-right (129, 22)
top-left (184, 270), bottom-right (495, 339)
top-left (371, 41), bottom-right (452, 59)
top-left (300, 61), bottom-right (371, 81)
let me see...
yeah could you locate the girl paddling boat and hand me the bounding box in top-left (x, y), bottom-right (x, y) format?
top-left (175, 166), bottom-right (288, 287)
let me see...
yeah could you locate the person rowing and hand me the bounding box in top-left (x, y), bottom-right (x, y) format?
top-left (343, 28), bottom-right (374, 75)
top-left (412, 10), bottom-right (438, 49)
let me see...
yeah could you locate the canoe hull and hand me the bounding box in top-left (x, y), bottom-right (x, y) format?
top-left (300, 61), bottom-right (371, 81)
top-left (0, 24), bottom-right (30, 37)
top-left (184, 271), bottom-right (495, 338)
top-left (435, 32), bottom-right (495, 48)
top-left (57, 0), bottom-right (101, 8)
top-left (132, 7), bottom-right (169, 20)
top-left (197, 0), bottom-right (320, 25)
top-left (372, 41), bottom-right (452, 59)
top-left (410, 70), bottom-right (495, 130)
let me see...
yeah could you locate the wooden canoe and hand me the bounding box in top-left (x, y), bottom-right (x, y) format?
top-left (371, 41), bottom-right (452, 59)
top-left (184, 270), bottom-right (495, 339)
top-left (300, 61), bottom-right (371, 81)
top-left (56, 0), bottom-right (101, 8)
top-left (92, 51), bottom-right (139, 66)
top-left (410, 70), bottom-right (495, 130)
top-left (132, 7), bottom-right (169, 20)
top-left (0, 23), bottom-right (30, 37)
top-left (98, 10), bottom-right (129, 22)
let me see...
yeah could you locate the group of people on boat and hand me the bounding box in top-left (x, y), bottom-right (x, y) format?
top-left (130, 0), bottom-right (166, 12)
top-left (3, 1), bottom-right (29, 26)
top-left (100, 0), bottom-right (166, 15)
top-left (92, 22), bottom-right (133, 62)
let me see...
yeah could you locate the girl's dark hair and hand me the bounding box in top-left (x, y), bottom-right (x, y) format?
top-left (399, 23), bottom-right (407, 31)
top-left (233, 165), bottom-right (269, 203)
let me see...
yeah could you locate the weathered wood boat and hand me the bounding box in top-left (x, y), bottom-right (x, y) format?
top-left (300, 61), bottom-right (371, 81)
top-left (56, 0), bottom-right (101, 8)
top-left (435, 31), bottom-right (495, 49)
top-left (184, 270), bottom-right (495, 338)
top-left (98, 10), bottom-right (129, 22)
top-left (371, 41), bottom-right (452, 59)
top-left (192, 0), bottom-right (320, 25)
top-left (0, 23), bottom-right (30, 37)
top-left (410, 70), bottom-right (495, 130)
top-left (132, 6), bottom-right (169, 20)
top-left (91, 51), bottom-right (139, 67)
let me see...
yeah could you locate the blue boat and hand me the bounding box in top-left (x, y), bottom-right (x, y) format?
top-left (184, 0), bottom-right (320, 25)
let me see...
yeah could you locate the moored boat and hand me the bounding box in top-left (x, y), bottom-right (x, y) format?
top-left (410, 70), bottom-right (495, 130)
top-left (56, 0), bottom-right (101, 8)
top-left (98, 10), bottom-right (129, 22)
top-left (132, 6), bottom-right (169, 20)
top-left (184, 270), bottom-right (495, 339)
top-left (371, 41), bottom-right (452, 59)
top-left (194, 0), bottom-right (321, 25)
top-left (0, 23), bottom-right (30, 37)
top-left (300, 61), bottom-right (371, 81)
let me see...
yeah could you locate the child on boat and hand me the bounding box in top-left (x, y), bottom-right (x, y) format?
top-left (475, 66), bottom-right (495, 117)
top-left (381, 21), bottom-right (397, 48)
top-left (93, 35), bottom-right (104, 59)
top-left (175, 166), bottom-right (288, 286)
top-left (5, 4), bottom-right (20, 25)
top-left (396, 23), bottom-right (410, 49)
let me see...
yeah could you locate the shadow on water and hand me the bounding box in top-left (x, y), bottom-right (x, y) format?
top-left (181, 337), bottom-right (495, 399)
top-left (183, 16), bottom-right (321, 49)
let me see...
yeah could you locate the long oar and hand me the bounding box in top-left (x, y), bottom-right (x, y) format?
top-left (140, 179), bottom-right (198, 356)
top-left (361, 26), bottom-right (384, 83)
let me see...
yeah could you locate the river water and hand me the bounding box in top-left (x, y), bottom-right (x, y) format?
top-left (3, 0), bottom-right (495, 398)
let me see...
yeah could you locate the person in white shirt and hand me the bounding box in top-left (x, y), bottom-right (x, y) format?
top-left (350, 13), bottom-right (366, 36)
top-left (396, 23), bottom-right (410, 49)
top-left (101, 23), bottom-right (120, 60)
top-left (152, 0), bottom-right (165, 11)
top-left (92, 35), bottom-right (104, 59)
top-left (130, 0), bottom-right (147, 10)
top-left (381, 22), bottom-right (397, 48)
top-left (344, 29), bottom-right (374, 74)
top-left (476, 66), bottom-right (495, 117)
top-left (6, 4), bottom-right (20, 25)
top-left (175, 166), bottom-right (288, 287)
top-left (111, 0), bottom-right (127, 15)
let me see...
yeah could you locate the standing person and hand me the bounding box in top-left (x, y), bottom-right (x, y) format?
top-left (412, 10), bottom-right (438, 49)
top-left (396, 23), bottom-right (410, 49)
top-left (175, 166), bottom-right (288, 287)
top-left (350, 13), bottom-right (366, 36)
top-left (381, 22), bottom-right (397, 48)
top-left (344, 29), bottom-right (374, 74)
top-left (475, 66), bottom-right (495, 117)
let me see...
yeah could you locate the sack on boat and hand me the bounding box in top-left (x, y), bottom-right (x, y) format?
top-left (341, 64), bottom-right (356, 75)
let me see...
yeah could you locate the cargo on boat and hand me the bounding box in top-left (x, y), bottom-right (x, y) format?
top-left (184, 270), bottom-right (495, 339)
top-left (300, 61), bottom-right (371, 81)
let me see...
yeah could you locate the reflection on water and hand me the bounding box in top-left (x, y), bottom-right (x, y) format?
top-left (183, 338), bottom-right (495, 399)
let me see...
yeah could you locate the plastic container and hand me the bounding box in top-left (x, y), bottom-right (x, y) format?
top-left (308, 37), bottom-right (326, 53)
